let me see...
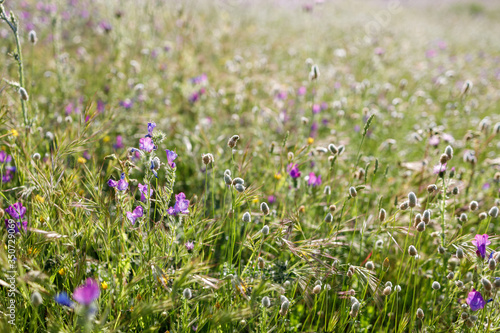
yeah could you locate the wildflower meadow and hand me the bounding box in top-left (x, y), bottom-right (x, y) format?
top-left (1, 0), bottom-right (500, 332)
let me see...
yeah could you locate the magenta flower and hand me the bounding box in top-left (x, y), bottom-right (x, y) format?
top-left (73, 278), bottom-right (100, 306)
top-left (312, 104), bottom-right (321, 114)
top-left (472, 234), bottom-right (491, 258)
top-left (165, 149), bottom-right (178, 169)
top-left (185, 241), bottom-right (194, 251)
top-left (466, 289), bottom-right (485, 311)
top-left (429, 135), bottom-right (440, 146)
top-left (0, 151), bottom-right (12, 163)
top-left (433, 163), bottom-right (447, 174)
top-left (174, 193), bottom-right (189, 215)
top-left (307, 172), bottom-right (322, 187)
top-left (147, 122), bottom-right (156, 137)
top-left (138, 183), bottom-right (153, 202)
top-left (126, 206), bottom-right (144, 225)
top-left (297, 86), bottom-right (306, 96)
top-left (268, 195), bottom-right (276, 204)
top-left (113, 135), bottom-right (124, 149)
top-left (6, 202), bottom-right (26, 220)
top-left (119, 99), bottom-right (133, 109)
top-left (139, 137), bottom-right (155, 153)
top-left (108, 179), bottom-right (117, 188)
top-left (287, 163), bottom-right (301, 179)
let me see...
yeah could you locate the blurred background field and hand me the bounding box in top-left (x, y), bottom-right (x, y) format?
top-left (1, 0), bottom-right (500, 332)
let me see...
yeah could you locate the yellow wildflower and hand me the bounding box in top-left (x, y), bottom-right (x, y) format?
top-left (10, 129), bottom-right (19, 137)
top-left (101, 281), bottom-right (108, 290)
top-left (77, 157), bottom-right (87, 164)
top-left (307, 137), bottom-right (314, 145)
top-left (58, 268), bottom-right (65, 275)
top-left (274, 173), bottom-right (282, 180)
top-left (103, 136), bottom-right (111, 143)
top-left (35, 195), bottom-right (45, 203)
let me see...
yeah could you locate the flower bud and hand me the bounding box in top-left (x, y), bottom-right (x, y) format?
top-left (262, 296), bottom-right (271, 308)
top-left (183, 288), bottom-right (192, 299)
top-left (438, 246), bottom-right (446, 254)
top-left (416, 308), bottom-right (424, 319)
top-left (446, 272), bottom-right (454, 280)
top-left (365, 261), bottom-right (374, 270)
top-left (455, 280), bottom-right (464, 288)
top-left (228, 135), bottom-right (240, 148)
top-left (399, 201), bottom-right (409, 211)
top-left (456, 248), bottom-right (464, 259)
top-left (31, 291), bottom-right (43, 307)
top-left (280, 300), bottom-right (290, 316)
top-left (493, 278), bottom-right (500, 289)
top-left (232, 177), bottom-right (244, 185)
top-left (427, 184), bottom-right (437, 193)
top-left (328, 144), bottom-right (338, 154)
top-left (202, 153), bottom-right (214, 165)
top-left (19, 87), bottom-right (29, 101)
top-left (379, 208), bottom-right (386, 222)
top-left (469, 201), bottom-right (478, 211)
top-left (312, 285), bottom-right (321, 294)
top-left (416, 222), bottom-right (426, 232)
top-left (261, 225), bottom-right (269, 235)
top-left (234, 184), bottom-right (245, 192)
top-left (224, 174), bottom-right (232, 185)
top-left (444, 145), bottom-right (453, 159)
top-left (287, 152), bottom-right (294, 161)
top-left (32, 152), bottom-right (41, 160)
top-left (408, 192), bottom-right (417, 208)
top-left (324, 213), bottom-right (333, 223)
top-left (488, 259), bottom-right (496, 271)
top-left (395, 285), bottom-right (401, 292)
top-left (459, 213), bottom-right (468, 223)
top-left (242, 212), bottom-right (251, 223)
top-left (482, 278), bottom-right (492, 291)
top-left (452, 187), bottom-right (459, 195)
top-left (261, 202), bottom-right (270, 215)
top-left (29, 30), bottom-right (37, 44)
top-left (258, 257), bottom-right (265, 269)
top-left (422, 210), bottom-right (431, 224)
top-left (408, 245), bottom-right (417, 257)
top-left (489, 206), bottom-right (499, 218)
top-left (383, 286), bottom-right (392, 296)
top-left (329, 204), bottom-right (336, 212)
top-left (439, 154), bottom-right (448, 165)
top-left (432, 281), bottom-right (441, 290)
top-left (324, 186), bottom-right (331, 195)
top-left (349, 187), bottom-right (357, 198)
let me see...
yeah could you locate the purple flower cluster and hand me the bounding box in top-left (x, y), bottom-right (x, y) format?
top-left (56, 278), bottom-right (100, 308)
top-left (307, 172), bottom-right (322, 186)
top-left (108, 173), bottom-right (129, 191)
top-left (4, 202), bottom-right (28, 233)
top-left (165, 149), bottom-right (177, 169)
top-left (466, 289), bottom-right (485, 311)
top-left (1, 150), bottom-right (16, 183)
top-left (472, 234), bottom-right (491, 258)
top-left (287, 163), bottom-right (301, 179)
top-left (138, 183), bottom-right (153, 202)
top-left (126, 206), bottom-right (144, 225)
top-left (167, 193), bottom-right (190, 216)
top-left (139, 137), bottom-right (155, 153)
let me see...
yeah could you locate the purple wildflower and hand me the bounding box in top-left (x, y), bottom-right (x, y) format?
top-left (119, 99), bottom-right (133, 109)
top-left (297, 86), bottom-right (306, 96)
top-left (312, 104), bottom-right (320, 114)
top-left (0, 151), bottom-right (12, 163)
top-left (287, 163), bottom-right (301, 179)
top-left (189, 92), bottom-right (200, 103)
top-left (97, 100), bottom-right (105, 113)
top-left (108, 179), bottom-right (117, 188)
top-left (174, 193), bottom-right (190, 215)
top-left (117, 179), bottom-right (128, 191)
top-left (167, 207), bottom-right (175, 215)
top-left (139, 137), bottom-right (155, 153)
top-left (268, 195), bottom-right (276, 204)
top-left (165, 149), bottom-right (177, 169)
top-left (126, 206), bottom-right (144, 225)
top-left (185, 241), bottom-right (194, 251)
top-left (466, 289), bottom-right (485, 311)
top-left (5, 219), bottom-right (27, 233)
top-left (429, 135), bottom-right (440, 146)
top-left (113, 135), bottom-right (124, 149)
top-left (73, 278), bottom-right (100, 306)
top-left (433, 163), bottom-right (447, 174)
top-left (6, 202), bottom-right (26, 220)
top-left (147, 122), bottom-right (156, 137)
top-left (138, 183), bottom-right (153, 202)
top-left (472, 234), bottom-right (491, 258)
top-left (307, 172), bottom-right (322, 186)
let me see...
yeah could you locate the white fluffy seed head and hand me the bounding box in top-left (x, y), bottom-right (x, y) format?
top-left (365, 261), bottom-right (374, 270)
top-left (432, 281), bottom-right (441, 290)
top-left (262, 296), bottom-right (271, 308)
